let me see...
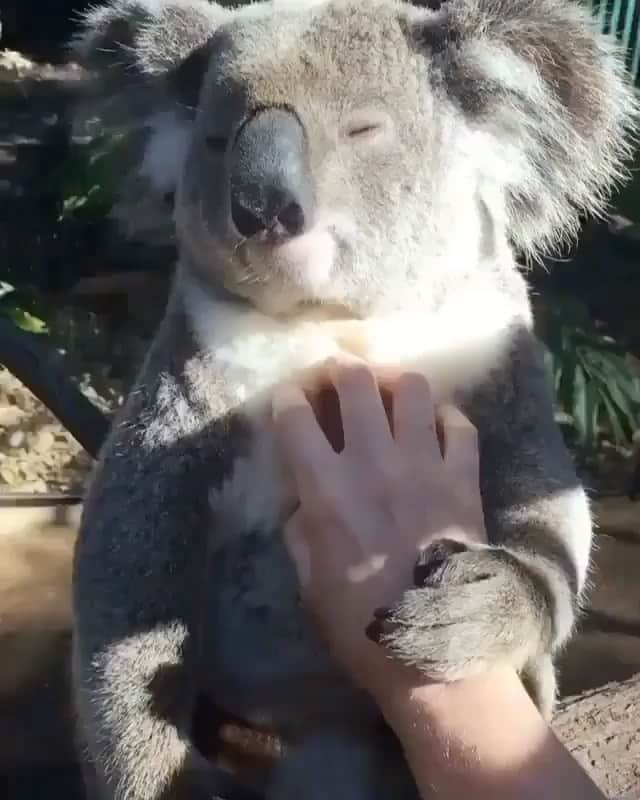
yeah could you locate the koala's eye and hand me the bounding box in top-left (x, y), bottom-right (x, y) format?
top-left (205, 135), bottom-right (228, 154)
top-left (342, 112), bottom-right (393, 144)
top-left (347, 124), bottom-right (382, 139)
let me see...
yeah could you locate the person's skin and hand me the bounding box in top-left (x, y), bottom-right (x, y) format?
top-left (271, 355), bottom-right (607, 800)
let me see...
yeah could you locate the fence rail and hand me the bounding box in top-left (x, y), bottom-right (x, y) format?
top-left (589, 0), bottom-right (640, 84)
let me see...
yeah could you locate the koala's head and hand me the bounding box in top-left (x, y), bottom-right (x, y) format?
top-left (73, 0), bottom-right (638, 317)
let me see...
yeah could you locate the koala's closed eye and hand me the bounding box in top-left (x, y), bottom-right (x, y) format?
top-left (343, 111), bottom-right (393, 143)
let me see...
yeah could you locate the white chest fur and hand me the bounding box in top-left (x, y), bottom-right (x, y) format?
top-left (184, 278), bottom-right (530, 541)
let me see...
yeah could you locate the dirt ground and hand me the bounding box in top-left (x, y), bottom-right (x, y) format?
top-left (559, 496), bottom-right (640, 697)
top-left (0, 366), bottom-right (117, 494)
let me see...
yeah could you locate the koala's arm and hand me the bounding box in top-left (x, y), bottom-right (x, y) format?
top-left (372, 0), bottom-right (633, 715)
top-left (72, 311), bottom-right (256, 800)
top-left (376, 324), bottom-right (591, 717)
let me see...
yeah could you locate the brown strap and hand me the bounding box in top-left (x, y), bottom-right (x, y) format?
top-left (194, 698), bottom-right (287, 779)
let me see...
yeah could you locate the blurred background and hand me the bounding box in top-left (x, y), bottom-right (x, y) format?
top-left (1, 1), bottom-right (640, 798)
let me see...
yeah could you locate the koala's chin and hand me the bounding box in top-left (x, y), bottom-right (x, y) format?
top-left (239, 224), bottom-right (339, 308)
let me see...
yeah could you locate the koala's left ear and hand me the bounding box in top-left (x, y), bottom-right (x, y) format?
top-left (405, 0), bottom-right (640, 260)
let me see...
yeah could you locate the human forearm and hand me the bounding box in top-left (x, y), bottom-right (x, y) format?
top-left (374, 664), bottom-right (607, 800)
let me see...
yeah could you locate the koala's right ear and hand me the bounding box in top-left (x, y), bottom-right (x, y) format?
top-left (71, 0), bottom-right (230, 109)
top-left (68, 0), bottom-right (231, 248)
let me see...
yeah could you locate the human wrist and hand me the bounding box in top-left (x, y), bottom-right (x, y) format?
top-left (370, 660), bottom-right (542, 769)
top-left (376, 662), bottom-right (540, 747)
top-left (367, 655), bottom-right (454, 726)
top-left (371, 662), bottom-right (607, 800)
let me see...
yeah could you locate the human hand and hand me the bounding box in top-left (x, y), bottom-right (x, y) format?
top-left (271, 356), bottom-right (487, 692)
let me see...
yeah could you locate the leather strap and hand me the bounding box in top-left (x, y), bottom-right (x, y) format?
top-left (194, 697), bottom-right (287, 781)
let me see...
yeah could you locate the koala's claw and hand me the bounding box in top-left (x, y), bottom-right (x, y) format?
top-left (365, 607), bottom-right (393, 643)
top-left (370, 542), bottom-right (549, 681)
top-left (365, 540), bottom-right (496, 645)
top-left (413, 538), bottom-right (470, 587)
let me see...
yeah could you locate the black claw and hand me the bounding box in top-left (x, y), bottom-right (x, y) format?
top-left (414, 538), bottom-right (468, 586)
top-left (372, 606), bottom-right (391, 620)
top-left (366, 613), bottom-right (399, 643)
top-left (365, 619), bottom-right (383, 643)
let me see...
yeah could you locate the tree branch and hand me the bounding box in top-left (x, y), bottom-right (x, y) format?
top-left (0, 318), bottom-right (109, 459)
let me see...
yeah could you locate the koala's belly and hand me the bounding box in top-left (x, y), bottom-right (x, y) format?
top-left (200, 529), bottom-right (377, 734)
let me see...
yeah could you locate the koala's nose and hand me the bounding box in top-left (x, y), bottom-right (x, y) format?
top-left (231, 190), bottom-right (306, 240)
top-left (229, 108), bottom-right (313, 240)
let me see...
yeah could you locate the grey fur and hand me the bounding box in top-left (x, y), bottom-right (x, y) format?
top-left (69, 2), bottom-right (638, 799)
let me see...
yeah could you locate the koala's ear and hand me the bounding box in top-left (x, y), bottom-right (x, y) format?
top-left (403, 4), bottom-right (450, 54)
top-left (71, 0), bottom-right (229, 108)
top-left (68, 0), bottom-right (230, 248)
top-left (165, 38), bottom-right (219, 110)
top-left (406, 0), bottom-right (640, 260)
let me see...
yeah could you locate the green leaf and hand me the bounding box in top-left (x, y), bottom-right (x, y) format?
top-left (1, 306), bottom-right (48, 334)
top-left (0, 281), bottom-right (15, 299)
top-left (607, 377), bottom-right (640, 431)
top-left (573, 364), bottom-right (589, 445)
top-left (600, 392), bottom-right (627, 445)
top-left (538, 285), bottom-right (640, 448)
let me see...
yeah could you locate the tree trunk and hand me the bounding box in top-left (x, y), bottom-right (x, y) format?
top-left (554, 674), bottom-right (640, 799)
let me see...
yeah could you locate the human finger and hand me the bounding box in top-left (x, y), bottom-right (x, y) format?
top-left (272, 384), bottom-right (336, 490)
top-left (391, 371), bottom-right (441, 462)
top-left (328, 354), bottom-right (394, 456)
top-left (438, 405), bottom-right (480, 486)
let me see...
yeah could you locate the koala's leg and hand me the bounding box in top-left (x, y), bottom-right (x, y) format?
top-left (72, 318), bottom-right (259, 800)
top-left (371, 325), bottom-right (592, 718)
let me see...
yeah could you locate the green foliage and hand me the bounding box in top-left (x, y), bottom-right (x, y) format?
top-left (0, 282), bottom-right (48, 334)
top-left (51, 130), bottom-right (131, 222)
top-left (539, 291), bottom-right (640, 449)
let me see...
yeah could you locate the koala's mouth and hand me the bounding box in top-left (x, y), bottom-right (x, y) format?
top-left (238, 226), bottom-right (337, 291)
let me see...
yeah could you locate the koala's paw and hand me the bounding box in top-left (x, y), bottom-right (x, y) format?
top-left (366, 539), bottom-right (552, 682)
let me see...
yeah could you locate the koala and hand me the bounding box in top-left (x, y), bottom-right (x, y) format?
top-left (69, 1), bottom-right (639, 799)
